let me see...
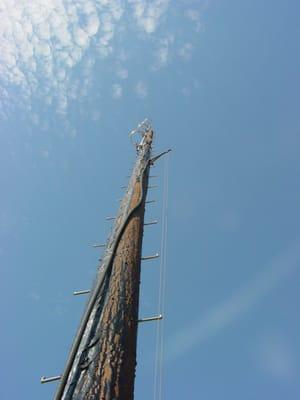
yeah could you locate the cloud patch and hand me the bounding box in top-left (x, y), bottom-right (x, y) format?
top-left (135, 80), bottom-right (148, 99)
top-left (255, 333), bottom-right (295, 380)
top-left (112, 83), bottom-right (123, 99)
top-left (129, 0), bottom-right (170, 33)
top-left (178, 42), bottom-right (193, 61)
top-left (0, 0), bottom-right (207, 122)
top-left (153, 35), bottom-right (174, 70)
top-left (116, 67), bottom-right (129, 79)
top-left (1, 0), bottom-right (165, 115)
top-left (185, 9), bottom-right (203, 32)
top-left (166, 238), bottom-right (300, 361)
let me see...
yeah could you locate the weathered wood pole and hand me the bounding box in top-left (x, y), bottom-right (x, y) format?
top-left (54, 127), bottom-right (154, 400)
top-left (83, 131), bottom-right (153, 399)
top-left (88, 173), bottom-right (149, 399)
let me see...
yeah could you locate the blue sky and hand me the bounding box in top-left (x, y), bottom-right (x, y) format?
top-left (1, 0), bottom-right (300, 399)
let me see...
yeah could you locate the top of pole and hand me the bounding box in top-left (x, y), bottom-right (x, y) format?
top-left (129, 118), bottom-right (153, 149)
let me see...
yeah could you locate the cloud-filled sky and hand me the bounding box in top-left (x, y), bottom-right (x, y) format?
top-left (0, 0), bottom-right (202, 122)
top-left (1, 0), bottom-right (300, 399)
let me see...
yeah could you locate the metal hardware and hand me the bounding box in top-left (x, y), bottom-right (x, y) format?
top-left (150, 149), bottom-right (171, 165)
top-left (141, 253), bottom-right (159, 260)
top-left (41, 375), bottom-right (61, 384)
top-left (145, 200), bottom-right (156, 204)
top-left (73, 290), bottom-right (91, 296)
top-left (92, 244), bottom-right (106, 248)
top-left (129, 118), bottom-right (152, 146)
top-left (105, 216), bottom-right (116, 221)
top-left (138, 314), bottom-right (163, 323)
top-left (144, 220), bottom-right (158, 226)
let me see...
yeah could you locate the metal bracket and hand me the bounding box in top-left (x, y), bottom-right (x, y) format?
top-left (73, 290), bottom-right (91, 296)
top-left (141, 253), bottom-right (159, 260)
top-left (106, 216), bottom-right (116, 221)
top-left (144, 220), bottom-right (158, 226)
top-left (41, 375), bottom-right (61, 384)
top-left (150, 149), bottom-right (171, 165)
top-left (138, 315), bottom-right (163, 323)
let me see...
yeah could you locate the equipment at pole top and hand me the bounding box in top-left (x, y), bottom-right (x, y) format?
top-left (129, 118), bottom-right (153, 152)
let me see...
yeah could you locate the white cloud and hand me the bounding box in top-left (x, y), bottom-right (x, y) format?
top-left (135, 80), bottom-right (148, 98)
top-left (116, 66), bottom-right (128, 79)
top-left (57, 69), bottom-right (66, 82)
top-left (73, 26), bottom-right (90, 48)
top-left (0, 0), bottom-right (126, 115)
top-left (112, 83), bottom-right (123, 99)
top-left (153, 35), bottom-right (174, 70)
top-left (0, 0), bottom-right (207, 121)
top-left (85, 14), bottom-right (100, 36)
top-left (35, 42), bottom-right (51, 57)
top-left (178, 42), bottom-right (193, 61)
top-left (62, 119), bottom-right (77, 138)
top-left (255, 334), bottom-right (295, 380)
top-left (185, 9), bottom-right (199, 21)
top-left (185, 9), bottom-right (203, 33)
top-left (166, 238), bottom-right (300, 361)
top-left (129, 0), bottom-right (170, 33)
top-left (57, 92), bottom-right (68, 115)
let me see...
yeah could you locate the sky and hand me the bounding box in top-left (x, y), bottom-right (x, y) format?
top-left (1, 0), bottom-right (300, 399)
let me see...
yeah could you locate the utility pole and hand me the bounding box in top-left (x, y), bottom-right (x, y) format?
top-left (42, 120), bottom-right (170, 399)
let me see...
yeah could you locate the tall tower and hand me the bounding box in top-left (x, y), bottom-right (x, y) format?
top-left (42, 120), bottom-right (170, 399)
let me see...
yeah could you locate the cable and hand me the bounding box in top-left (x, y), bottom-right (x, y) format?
top-left (159, 152), bottom-right (169, 400)
top-left (153, 160), bottom-right (166, 400)
top-left (153, 153), bottom-right (169, 400)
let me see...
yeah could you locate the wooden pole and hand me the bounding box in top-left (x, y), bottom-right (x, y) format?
top-left (56, 127), bottom-right (153, 400)
top-left (87, 174), bottom-right (148, 399)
